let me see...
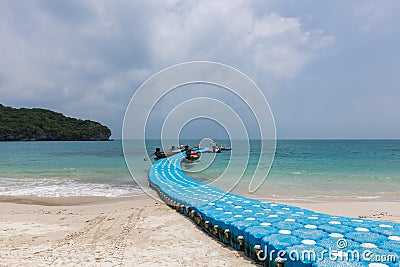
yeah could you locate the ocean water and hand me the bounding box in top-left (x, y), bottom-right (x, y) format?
top-left (0, 141), bottom-right (141, 197)
top-left (0, 140), bottom-right (399, 201)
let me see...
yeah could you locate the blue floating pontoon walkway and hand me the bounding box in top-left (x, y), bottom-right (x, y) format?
top-left (149, 152), bottom-right (400, 267)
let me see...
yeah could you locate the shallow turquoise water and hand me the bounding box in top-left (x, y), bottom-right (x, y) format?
top-left (181, 140), bottom-right (400, 201)
top-left (0, 141), bottom-right (140, 197)
top-left (0, 140), bottom-right (399, 200)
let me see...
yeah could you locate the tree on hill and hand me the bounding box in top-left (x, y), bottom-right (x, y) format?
top-left (0, 104), bottom-right (111, 141)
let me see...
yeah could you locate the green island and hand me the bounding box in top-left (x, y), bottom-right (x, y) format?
top-left (0, 104), bottom-right (111, 141)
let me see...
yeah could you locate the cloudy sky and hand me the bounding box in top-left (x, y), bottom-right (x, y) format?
top-left (1, 0), bottom-right (399, 139)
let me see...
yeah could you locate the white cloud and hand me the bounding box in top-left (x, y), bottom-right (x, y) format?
top-left (149, 1), bottom-right (333, 79)
top-left (0, 0), bottom-right (334, 137)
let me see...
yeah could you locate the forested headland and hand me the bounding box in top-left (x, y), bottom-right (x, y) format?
top-left (0, 104), bottom-right (111, 141)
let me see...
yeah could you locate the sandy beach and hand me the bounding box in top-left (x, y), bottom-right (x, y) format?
top-left (0, 195), bottom-right (253, 267)
top-left (0, 195), bottom-right (399, 267)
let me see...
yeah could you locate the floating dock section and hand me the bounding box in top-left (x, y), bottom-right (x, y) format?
top-left (149, 152), bottom-right (399, 267)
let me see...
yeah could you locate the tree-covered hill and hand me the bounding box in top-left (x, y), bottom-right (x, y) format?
top-left (0, 104), bottom-right (111, 141)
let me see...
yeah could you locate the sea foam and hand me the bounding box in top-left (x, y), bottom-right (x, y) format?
top-left (0, 177), bottom-right (142, 197)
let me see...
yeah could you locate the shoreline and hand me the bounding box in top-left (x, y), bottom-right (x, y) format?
top-left (0, 195), bottom-right (145, 206)
top-left (0, 195), bottom-right (111, 206)
top-left (0, 194), bottom-right (399, 223)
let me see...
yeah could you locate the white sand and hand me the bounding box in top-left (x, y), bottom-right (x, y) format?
top-left (0, 195), bottom-right (399, 266)
top-left (0, 195), bottom-right (252, 267)
top-left (279, 200), bottom-right (400, 223)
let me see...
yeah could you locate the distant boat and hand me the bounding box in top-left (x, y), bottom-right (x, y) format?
top-left (218, 144), bottom-right (231, 151)
top-left (154, 147), bottom-right (181, 160)
top-left (208, 142), bottom-right (221, 153)
top-left (154, 145), bottom-right (201, 161)
top-left (184, 145), bottom-right (200, 161)
top-left (154, 148), bottom-right (167, 159)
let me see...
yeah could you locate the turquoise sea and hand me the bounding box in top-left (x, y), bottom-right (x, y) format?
top-left (0, 140), bottom-right (399, 201)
